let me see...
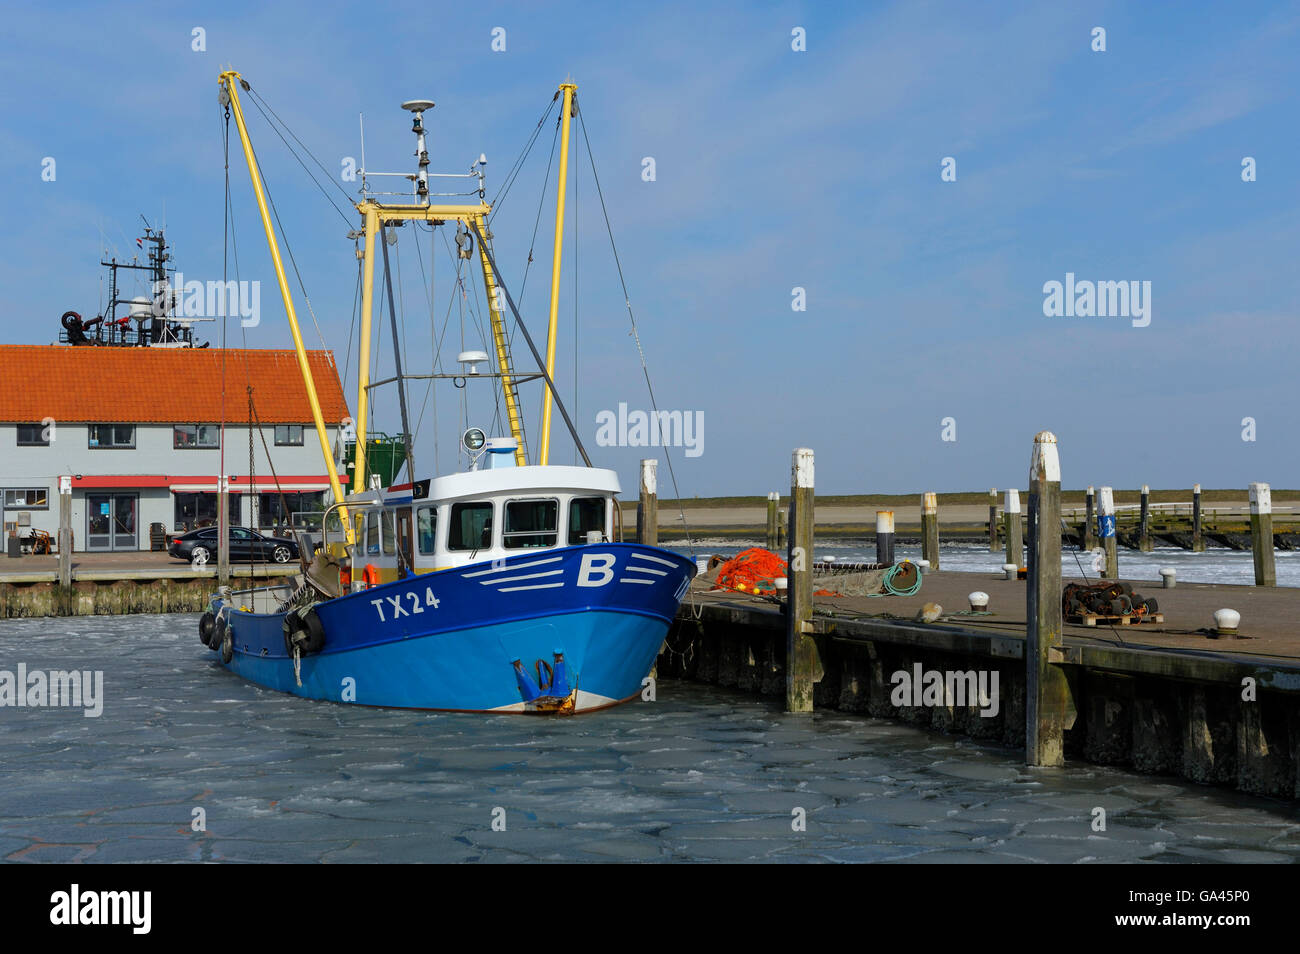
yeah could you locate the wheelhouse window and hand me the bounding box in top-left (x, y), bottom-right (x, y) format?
top-left (568, 497), bottom-right (607, 544)
top-left (88, 424), bottom-right (135, 449)
top-left (365, 511), bottom-right (382, 555)
top-left (504, 498), bottom-right (558, 549)
top-left (274, 425), bottom-right (304, 446)
top-left (16, 424), bottom-right (49, 447)
top-left (4, 488), bottom-right (48, 509)
top-left (448, 502), bottom-right (493, 551)
top-left (417, 505), bottom-right (438, 554)
top-left (382, 510), bottom-right (396, 556)
top-left (174, 424), bottom-right (220, 449)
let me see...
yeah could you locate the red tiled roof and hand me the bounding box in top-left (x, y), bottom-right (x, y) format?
top-left (0, 346), bottom-right (350, 424)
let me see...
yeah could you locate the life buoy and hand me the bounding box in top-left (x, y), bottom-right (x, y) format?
top-left (362, 564), bottom-right (381, 588)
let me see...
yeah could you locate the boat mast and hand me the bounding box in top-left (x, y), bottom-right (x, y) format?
top-left (538, 81), bottom-right (577, 467)
top-left (352, 98), bottom-right (526, 484)
top-left (475, 214), bottom-right (528, 466)
top-left (217, 68), bottom-right (354, 544)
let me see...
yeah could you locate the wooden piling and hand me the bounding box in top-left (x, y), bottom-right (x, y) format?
top-left (786, 448), bottom-right (818, 713)
top-left (57, 476), bottom-right (72, 590)
top-left (217, 473), bottom-right (230, 587)
top-left (1004, 489), bottom-right (1022, 569)
top-left (637, 459), bottom-right (658, 546)
top-left (766, 492), bottom-right (779, 551)
top-left (921, 492), bottom-right (939, 572)
top-left (875, 511), bottom-right (895, 566)
top-left (1250, 482), bottom-right (1276, 587)
top-left (1138, 484), bottom-right (1153, 552)
top-left (1192, 483), bottom-right (1205, 552)
top-left (777, 509), bottom-right (785, 549)
top-left (1026, 431), bottom-right (1069, 767)
top-left (1098, 486), bottom-right (1118, 579)
top-left (1083, 485), bottom-right (1098, 551)
top-left (988, 488), bottom-right (999, 552)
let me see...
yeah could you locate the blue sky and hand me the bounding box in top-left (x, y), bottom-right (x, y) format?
top-left (3, 1), bottom-right (1298, 496)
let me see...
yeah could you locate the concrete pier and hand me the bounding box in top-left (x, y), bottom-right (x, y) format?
top-left (666, 570), bottom-right (1300, 800)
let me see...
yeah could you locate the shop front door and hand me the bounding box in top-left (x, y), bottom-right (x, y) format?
top-left (86, 494), bottom-right (138, 551)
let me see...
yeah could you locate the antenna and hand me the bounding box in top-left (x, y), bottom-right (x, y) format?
top-left (401, 99), bottom-right (435, 202)
top-left (358, 112), bottom-right (366, 196)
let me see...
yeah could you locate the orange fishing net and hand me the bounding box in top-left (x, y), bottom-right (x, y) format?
top-left (712, 547), bottom-right (786, 595)
top-left (711, 547), bottom-right (840, 597)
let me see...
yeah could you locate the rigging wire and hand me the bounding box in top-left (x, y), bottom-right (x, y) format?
top-left (244, 137), bottom-right (330, 350)
top-left (575, 101), bottom-right (697, 554)
top-left (489, 97), bottom-right (559, 225)
top-left (245, 86), bottom-right (356, 223)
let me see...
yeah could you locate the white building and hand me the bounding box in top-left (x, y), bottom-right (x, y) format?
top-left (0, 345), bottom-right (351, 552)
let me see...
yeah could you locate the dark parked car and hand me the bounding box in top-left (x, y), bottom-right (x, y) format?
top-left (168, 526), bottom-right (300, 564)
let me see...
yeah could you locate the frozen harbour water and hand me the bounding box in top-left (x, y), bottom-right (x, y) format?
top-left (2, 614), bottom-right (1299, 863)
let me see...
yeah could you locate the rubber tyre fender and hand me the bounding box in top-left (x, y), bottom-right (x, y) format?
top-left (199, 610), bottom-right (216, 647)
top-left (299, 608), bottom-right (326, 655)
top-left (212, 613), bottom-right (228, 652)
top-left (220, 629), bottom-right (234, 664)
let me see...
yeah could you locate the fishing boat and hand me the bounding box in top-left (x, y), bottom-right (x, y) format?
top-left (197, 71), bottom-right (695, 713)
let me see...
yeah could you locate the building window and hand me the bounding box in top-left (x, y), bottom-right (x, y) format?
top-left (274, 425), bottom-right (304, 446)
top-left (4, 488), bottom-right (48, 509)
top-left (174, 492), bottom-right (240, 532)
top-left (504, 498), bottom-right (558, 549)
top-left (174, 424), bottom-right (220, 449)
top-left (16, 424), bottom-right (49, 447)
top-left (88, 424), bottom-right (135, 449)
top-left (258, 491), bottom-right (326, 530)
top-left (448, 502), bottom-right (493, 551)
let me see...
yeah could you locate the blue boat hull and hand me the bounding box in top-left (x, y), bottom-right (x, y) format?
top-left (209, 543), bottom-right (695, 713)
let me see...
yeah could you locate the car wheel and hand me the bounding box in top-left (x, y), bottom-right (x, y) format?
top-left (191, 545), bottom-right (211, 566)
top-left (272, 545), bottom-right (292, 564)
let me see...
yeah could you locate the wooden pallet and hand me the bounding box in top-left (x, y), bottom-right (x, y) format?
top-left (1067, 612), bottom-right (1164, 628)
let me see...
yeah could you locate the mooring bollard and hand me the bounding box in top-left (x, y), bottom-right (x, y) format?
top-left (1192, 483), bottom-right (1205, 552)
top-left (921, 492), bottom-right (939, 572)
top-left (1083, 485), bottom-right (1098, 551)
top-left (1004, 489), bottom-right (1022, 569)
top-left (637, 459), bottom-right (658, 546)
top-left (876, 510), bottom-right (895, 566)
top-left (786, 448), bottom-right (818, 713)
top-left (1249, 482), bottom-right (1276, 587)
top-left (1097, 486), bottom-right (1118, 579)
top-left (988, 488), bottom-right (999, 552)
top-left (1139, 484), bottom-right (1153, 552)
top-left (766, 492), bottom-right (779, 551)
top-left (1026, 431), bottom-right (1068, 768)
top-left (58, 475), bottom-right (72, 591)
